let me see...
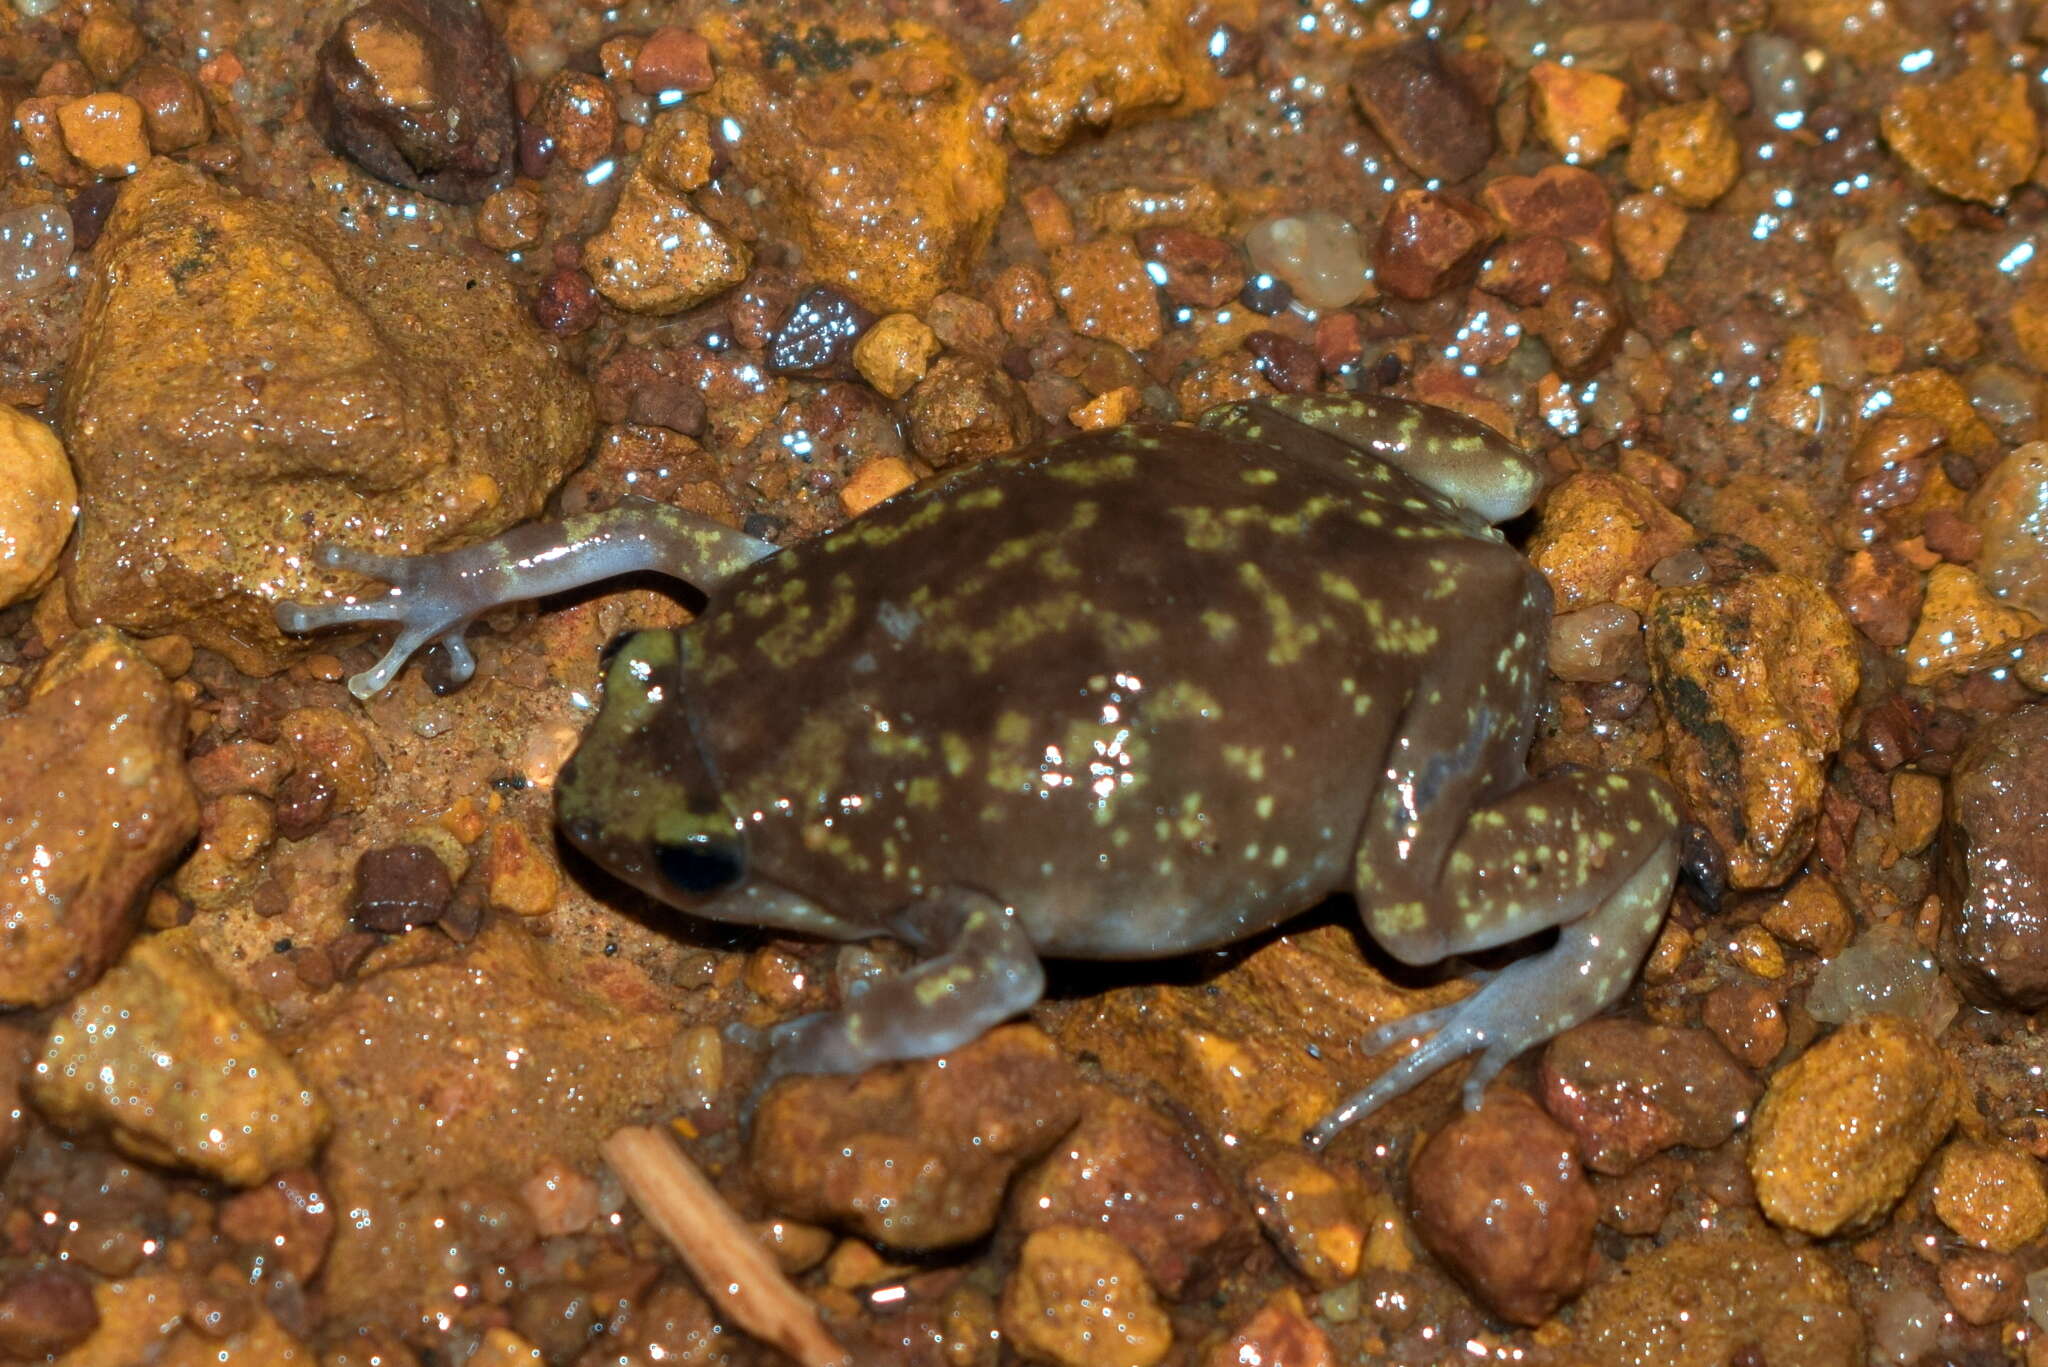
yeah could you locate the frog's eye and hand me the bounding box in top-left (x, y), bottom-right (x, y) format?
top-left (654, 830), bottom-right (745, 898)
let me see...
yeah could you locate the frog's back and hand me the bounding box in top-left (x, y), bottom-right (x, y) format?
top-left (687, 419), bottom-right (1532, 956)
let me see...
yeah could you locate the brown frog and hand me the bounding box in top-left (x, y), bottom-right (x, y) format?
top-left (280, 394), bottom-right (1679, 1143)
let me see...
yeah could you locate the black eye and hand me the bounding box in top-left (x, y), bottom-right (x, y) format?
top-left (654, 833), bottom-right (744, 896)
top-left (599, 631), bottom-right (637, 668)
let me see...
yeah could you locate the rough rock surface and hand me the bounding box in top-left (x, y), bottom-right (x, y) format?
top-left (63, 160), bottom-right (593, 674)
top-left (1538, 1019), bottom-right (1758, 1174)
top-left (294, 923), bottom-right (689, 1324)
top-left (31, 930), bottom-right (331, 1185)
top-left (1574, 1233), bottom-right (1863, 1367)
top-left (750, 1024), bottom-right (1081, 1250)
top-left (1747, 1015), bottom-right (1959, 1237)
top-left (1006, 1088), bottom-right (1252, 1295)
top-left (1940, 704), bottom-right (2048, 1009)
top-left (0, 629), bottom-right (196, 1009)
top-left (1647, 569), bottom-right (1860, 888)
top-left (698, 19), bottom-right (1006, 314)
top-left (312, 0), bottom-right (516, 203)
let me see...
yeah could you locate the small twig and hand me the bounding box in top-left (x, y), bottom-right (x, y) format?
top-left (603, 1124), bottom-right (853, 1367)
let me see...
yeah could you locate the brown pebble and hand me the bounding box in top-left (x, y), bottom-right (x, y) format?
top-left (1376, 189), bottom-right (1495, 301)
top-left (328, 929), bottom-right (381, 979)
top-left (313, 0), bottom-right (517, 204)
top-left (752, 1025), bottom-right (1081, 1250)
top-left (351, 843), bottom-right (454, 933)
top-left (1592, 1154), bottom-right (1685, 1235)
top-left (1614, 193), bottom-right (1687, 280)
top-left (1626, 98), bottom-right (1740, 208)
top-left (633, 27), bottom-right (714, 96)
top-left (78, 9), bottom-right (147, 84)
top-left (770, 285), bottom-right (875, 376)
top-left (1700, 980), bottom-right (1787, 1067)
top-left (1534, 282), bottom-right (1625, 377)
top-left (535, 70), bottom-right (615, 172)
top-left (219, 1168), bottom-right (336, 1283)
top-left (1943, 704), bottom-right (2048, 1009)
top-left (1202, 1290), bottom-right (1335, 1367)
top-left (1480, 236), bottom-right (1567, 307)
top-left (274, 767), bottom-right (336, 841)
top-left (57, 93), bottom-right (150, 178)
top-left (1409, 1089), bottom-right (1596, 1326)
top-left (1000, 1226), bottom-right (1172, 1367)
top-left (1538, 1018), bottom-right (1758, 1174)
top-left (533, 268), bottom-right (600, 336)
top-left (907, 355), bottom-right (1038, 467)
top-left (0, 1268), bottom-right (97, 1358)
top-left (1135, 227), bottom-right (1244, 310)
top-left (1940, 1249), bottom-right (2024, 1326)
top-left (1007, 1089), bottom-right (1251, 1296)
top-left (1833, 545), bottom-right (1923, 649)
top-left (1349, 37), bottom-right (1494, 183)
top-left (1245, 331), bottom-right (1321, 395)
top-left (1748, 1015), bottom-right (1959, 1237)
top-left (477, 186), bottom-right (546, 252)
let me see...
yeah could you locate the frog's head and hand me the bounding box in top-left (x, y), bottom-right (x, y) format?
top-left (555, 629), bottom-right (748, 909)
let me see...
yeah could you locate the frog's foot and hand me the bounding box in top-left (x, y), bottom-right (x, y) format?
top-left (754, 888), bottom-right (1045, 1091)
top-left (277, 501), bottom-right (781, 702)
top-left (1308, 841), bottom-right (1676, 1148)
top-left (276, 543), bottom-right (491, 700)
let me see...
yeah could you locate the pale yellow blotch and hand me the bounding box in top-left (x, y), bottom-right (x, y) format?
top-left (1376, 901), bottom-right (1427, 934)
top-left (1175, 506), bottom-right (1236, 553)
top-left (1202, 610), bottom-right (1238, 643)
top-left (1240, 562), bottom-right (1319, 665)
top-left (1049, 453), bottom-right (1139, 484)
top-left (905, 777), bottom-right (942, 810)
top-left (942, 733), bottom-right (974, 778)
top-left (1255, 795), bottom-right (1275, 820)
top-left (1149, 679), bottom-right (1224, 722)
top-left (1240, 467), bottom-right (1279, 485)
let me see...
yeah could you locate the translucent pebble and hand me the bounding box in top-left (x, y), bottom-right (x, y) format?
top-left (1744, 34), bottom-right (1811, 130)
top-left (1833, 224), bottom-right (1921, 330)
top-left (10, 0), bottom-right (62, 14)
top-left (1868, 1285), bottom-right (1945, 1367)
top-left (1806, 920), bottom-right (1958, 1036)
top-left (1969, 362), bottom-right (2040, 441)
top-left (1245, 214), bottom-right (1371, 311)
top-left (2029, 1267), bottom-right (2048, 1330)
top-left (0, 205), bottom-right (73, 299)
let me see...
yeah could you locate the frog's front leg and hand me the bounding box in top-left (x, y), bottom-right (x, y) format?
top-left (758, 887), bottom-right (1047, 1086)
top-left (275, 500), bottom-right (778, 699)
top-left (1314, 766), bottom-right (1679, 1145)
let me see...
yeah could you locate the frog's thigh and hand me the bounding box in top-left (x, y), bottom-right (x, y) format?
top-left (1316, 770), bottom-right (1680, 1145)
top-left (1362, 768), bottom-right (1679, 965)
top-left (760, 887), bottom-right (1046, 1082)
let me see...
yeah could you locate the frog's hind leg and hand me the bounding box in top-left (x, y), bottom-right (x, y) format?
top-left (757, 887), bottom-right (1046, 1087)
top-left (276, 499), bottom-right (778, 699)
top-left (1314, 769), bottom-right (1679, 1146)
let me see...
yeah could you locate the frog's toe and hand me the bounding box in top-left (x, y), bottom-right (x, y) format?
top-left (436, 633), bottom-right (477, 687)
top-left (315, 541), bottom-right (416, 584)
top-left (274, 595), bottom-right (395, 635)
top-left (345, 618), bottom-right (465, 699)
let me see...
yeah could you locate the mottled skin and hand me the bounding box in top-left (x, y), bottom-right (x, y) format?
top-left (280, 396), bottom-right (1680, 1143)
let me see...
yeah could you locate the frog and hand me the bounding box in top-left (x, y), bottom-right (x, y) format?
top-left (278, 394), bottom-right (1680, 1145)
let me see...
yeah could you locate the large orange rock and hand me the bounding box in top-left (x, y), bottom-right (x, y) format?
top-left (63, 160), bottom-right (592, 674)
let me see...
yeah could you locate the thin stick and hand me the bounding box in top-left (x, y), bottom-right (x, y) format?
top-left (603, 1124), bottom-right (853, 1367)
